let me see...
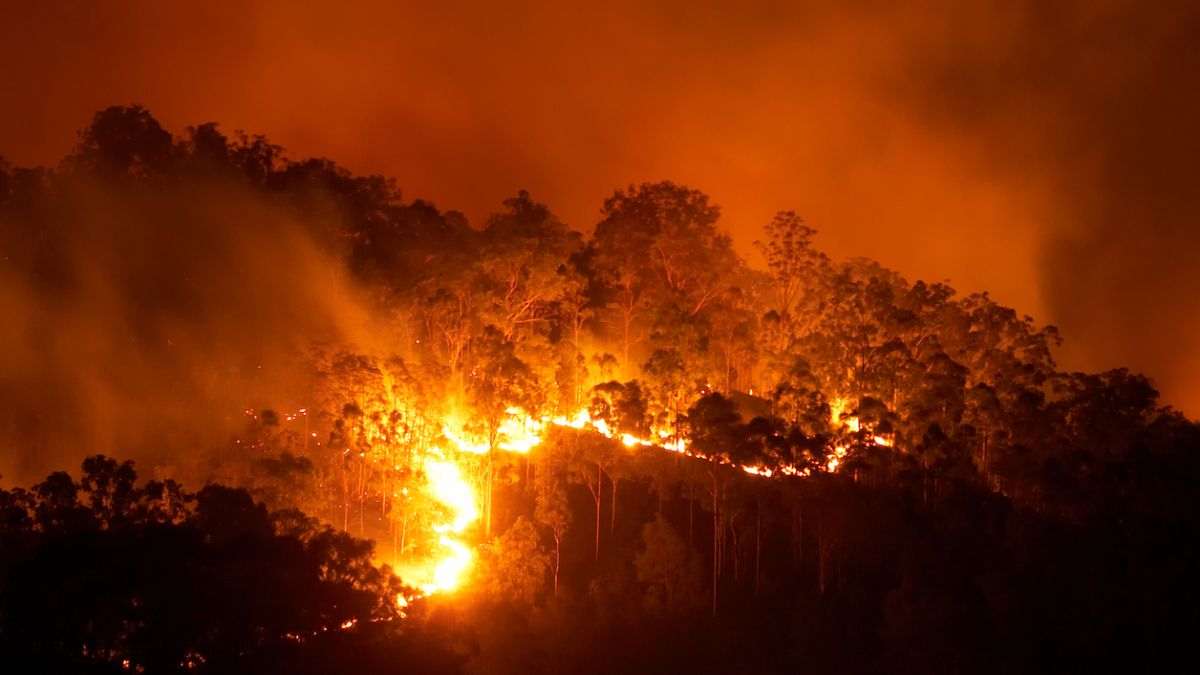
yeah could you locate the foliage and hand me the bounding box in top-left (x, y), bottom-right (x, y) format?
top-left (0, 456), bottom-right (450, 674)
top-left (634, 515), bottom-right (701, 615)
top-left (476, 516), bottom-right (550, 606)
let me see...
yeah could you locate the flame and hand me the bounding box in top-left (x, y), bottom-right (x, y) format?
top-left (339, 399), bottom-right (884, 600)
top-left (441, 407), bottom-right (544, 455)
top-left (441, 424), bottom-right (490, 455)
top-left (621, 433), bottom-right (649, 448)
top-left (546, 407), bottom-right (673, 452)
top-left (419, 457), bottom-right (478, 594)
top-left (827, 445), bottom-right (847, 472)
top-left (426, 458), bottom-right (478, 532)
top-left (496, 408), bottom-right (544, 453)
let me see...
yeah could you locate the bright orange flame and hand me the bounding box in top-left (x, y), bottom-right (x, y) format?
top-left (441, 407), bottom-right (544, 455)
top-left (393, 400), bottom-right (873, 599)
top-left (496, 408), bottom-right (544, 453)
top-left (441, 424), bottom-right (490, 455)
top-left (417, 456), bottom-right (478, 594)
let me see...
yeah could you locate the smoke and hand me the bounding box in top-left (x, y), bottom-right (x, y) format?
top-left (880, 0), bottom-right (1200, 412)
top-left (0, 0), bottom-right (1196, 416)
top-left (0, 175), bottom-right (373, 483)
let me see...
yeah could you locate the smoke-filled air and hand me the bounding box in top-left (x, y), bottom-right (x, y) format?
top-left (1, 2), bottom-right (1198, 673)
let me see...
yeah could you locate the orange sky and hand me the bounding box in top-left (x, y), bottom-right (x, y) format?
top-left (2, 0), bottom-right (1197, 413)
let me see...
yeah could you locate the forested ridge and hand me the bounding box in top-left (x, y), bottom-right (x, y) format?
top-left (1, 106), bottom-right (1197, 674)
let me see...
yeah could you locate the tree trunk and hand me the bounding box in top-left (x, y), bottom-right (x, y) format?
top-left (610, 474), bottom-right (619, 533)
top-left (711, 462), bottom-right (719, 617)
top-left (816, 510), bottom-right (837, 596)
top-left (553, 529), bottom-right (561, 595)
top-left (817, 516), bottom-right (826, 595)
top-left (595, 461), bottom-right (603, 559)
top-left (341, 467), bottom-right (351, 532)
top-left (755, 498), bottom-right (762, 597)
top-left (400, 512), bottom-right (408, 560)
top-left (486, 453), bottom-right (494, 537)
top-left (688, 491), bottom-right (694, 550)
top-left (731, 521), bottom-right (740, 582)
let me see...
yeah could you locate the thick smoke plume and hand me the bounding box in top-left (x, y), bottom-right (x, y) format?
top-left (0, 174), bottom-right (372, 482)
top-left (886, 0), bottom-right (1200, 411)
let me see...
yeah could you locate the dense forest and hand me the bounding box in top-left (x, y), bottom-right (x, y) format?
top-left (1, 106), bottom-right (1198, 673)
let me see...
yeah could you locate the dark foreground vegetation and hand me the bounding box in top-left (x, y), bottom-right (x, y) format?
top-left (0, 456), bottom-right (460, 673)
top-left (4, 438), bottom-right (1198, 674)
top-left (1, 107), bottom-right (1199, 673)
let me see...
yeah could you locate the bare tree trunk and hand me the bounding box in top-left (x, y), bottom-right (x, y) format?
top-left (553, 529), bottom-right (561, 595)
top-left (816, 510), bottom-right (837, 596)
top-left (797, 507), bottom-right (803, 563)
top-left (328, 477), bottom-right (337, 530)
top-left (711, 463), bottom-right (719, 617)
top-left (595, 461), bottom-right (603, 559)
top-left (817, 513), bottom-right (826, 595)
top-left (755, 499), bottom-right (762, 597)
top-left (732, 521), bottom-right (740, 582)
top-left (486, 453), bottom-right (494, 537)
top-left (341, 467), bottom-right (351, 532)
top-left (610, 474), bottom-right (619, 533)
top-left (712, 507), bottom-right (719, 617)
top-left (400, 513), bottom-right (408, 559)
top-left (688, 484), bottom-right (695, 549)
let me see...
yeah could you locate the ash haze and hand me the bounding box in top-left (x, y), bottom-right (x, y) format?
top-left (0, 174), bottom-right (378, 481)
top-left (1, 0), bottom-right (1198, 414)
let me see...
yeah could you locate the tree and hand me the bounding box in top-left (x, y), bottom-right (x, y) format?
top-left (569, 433), bottom-right (613, 560)
top-left (634, 515), bottom-right (701, 616)
top-left (475, 190), bottom-right (582, 342)
top-left (462, 327), bottom-right (542, 535)
top-left (534, 440), bottom-right (572, 594)
top-left (31, 471), bottom-right (91, 531)
top-left (66, 105), bottom-right (176, 179)
top-left (684, 392), bottom-right (743, 615)
top-left (773, 357), bottom-right (832, 437)
top-left (478, 516), bottom-right (550, 605)
top-left (80, 455), bottom-right (139, 528)
top-left (755, 211), bottom-right (830, 389)
top-left (588, 380), bottom-right (652, 439)
top-left (755, 211), bottom-right (827, 326)
top-left (590, 181), bottom-right (733, 371)
top-left (0, 457), bottom-right (417, 673)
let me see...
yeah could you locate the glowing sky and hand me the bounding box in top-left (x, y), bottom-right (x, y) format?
top-left (2, 0), bottom-right (1197, 412)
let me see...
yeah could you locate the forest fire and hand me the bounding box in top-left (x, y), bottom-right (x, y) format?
top-left (3, 87), bottom-right (1196, 674)
top-left (398, 401), bottom-right (882, 597)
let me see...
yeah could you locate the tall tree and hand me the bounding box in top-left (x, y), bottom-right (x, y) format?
top-left (65, 105), bottom-right (176, 179)
top-left (590, 181), bottom-right (733, 372)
